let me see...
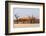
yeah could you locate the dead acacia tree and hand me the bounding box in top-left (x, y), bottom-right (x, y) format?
top-left (15, 14), bottom-right (19, 24)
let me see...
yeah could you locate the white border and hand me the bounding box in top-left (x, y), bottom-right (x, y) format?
top-left (8, 3), bottom-right (43, 33)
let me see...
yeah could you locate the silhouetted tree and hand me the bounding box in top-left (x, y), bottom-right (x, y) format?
top-left (15, 14), bottom-right (19, 24)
